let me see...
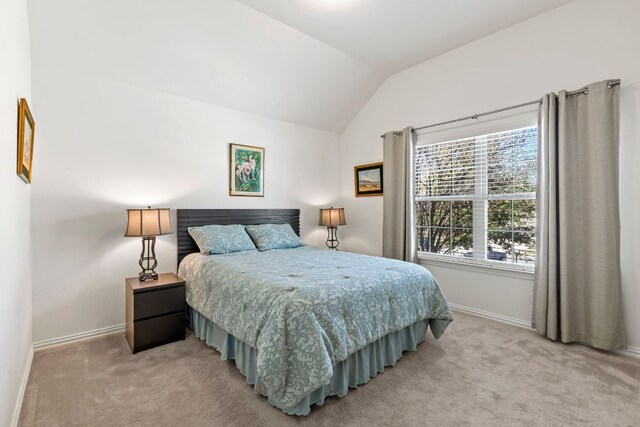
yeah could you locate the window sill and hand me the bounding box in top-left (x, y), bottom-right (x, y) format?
top-left (417, 252), bottom-right (535, 279)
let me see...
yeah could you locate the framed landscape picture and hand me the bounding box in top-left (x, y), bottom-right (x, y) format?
top-left (229, 143), bottom-right (264, 197)
top-left (354, 162), bottom-right (383, 197)
top-left (17, 98), bottom-right (35, 184)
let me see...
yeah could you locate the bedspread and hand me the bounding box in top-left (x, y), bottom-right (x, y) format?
top-left (178, 245), bottom-right (452, 409)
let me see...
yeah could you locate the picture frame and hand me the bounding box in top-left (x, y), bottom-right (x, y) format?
top-left (354, 162), bottom-right (383, 197)
top-left (17, 98), bottom-right (35, 184)
top-left (229, 143), bottom-right (265, 197)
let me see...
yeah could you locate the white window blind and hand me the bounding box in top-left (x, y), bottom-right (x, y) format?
top-left (415, 126), bottom-right (537, 267)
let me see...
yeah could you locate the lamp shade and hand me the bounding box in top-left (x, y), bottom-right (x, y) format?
top-left (319, 207), bottom-right (346, 227)
top-left (124, 207), bottom-right (172, 237)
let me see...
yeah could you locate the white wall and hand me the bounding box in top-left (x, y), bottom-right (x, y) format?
top-left (339, 0), bottom-right (640, 350)
top-left (29, 67), bottom-right (340, 342)
top-left (0, 0), bottom-right (33, 424)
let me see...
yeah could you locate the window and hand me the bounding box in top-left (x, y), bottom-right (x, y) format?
top-left (415, 126), bottom-right (537, 268)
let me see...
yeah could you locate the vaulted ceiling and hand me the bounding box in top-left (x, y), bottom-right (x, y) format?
top-left (238, 0), bottom-right (573, 75)
top-left (29, 0), bottom-right (573, 132)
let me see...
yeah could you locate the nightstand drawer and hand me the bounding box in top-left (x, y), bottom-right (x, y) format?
top-left (134, 286), bottom-right (185, 321)
top-left (134, 312), bottom-right (185, 350)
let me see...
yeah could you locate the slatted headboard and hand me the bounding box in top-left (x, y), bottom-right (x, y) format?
top-left (176, 209), bottom-right (301, 266)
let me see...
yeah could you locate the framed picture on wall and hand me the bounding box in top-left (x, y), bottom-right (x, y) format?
top-left (354, 162), bottom-right (383, 197)
top-left (17, 98), bottom-right (35, 183)
top-left (229, 143), bottom-right (265, 197)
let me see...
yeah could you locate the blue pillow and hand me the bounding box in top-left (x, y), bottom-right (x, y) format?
top-left (188, 224), bottom-right (256, 255)
top-left (245, 224), bottom-right (303, 251)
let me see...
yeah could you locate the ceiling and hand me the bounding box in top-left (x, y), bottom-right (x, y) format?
top-left (29, 0), bottom-right (573, 133)
top-left (29, 0), bottom-right (384, 132)
top-left (238, 0), bottom-right (573, 75)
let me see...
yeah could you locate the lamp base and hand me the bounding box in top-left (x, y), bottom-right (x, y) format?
top-left (138, 271), bottom-right (159, 282)
top-left (326, 226), bottom-right (340, 250)
top-left (138, 236), bottom-right (159, 281)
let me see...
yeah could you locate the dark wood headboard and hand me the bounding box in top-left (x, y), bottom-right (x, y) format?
top-left (176, 209), bottom-right (301, 266)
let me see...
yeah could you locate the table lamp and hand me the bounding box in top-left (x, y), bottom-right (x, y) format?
top-left (319, 207), bottom-right (346, 250)
top-left (124, 206), bottom-right (172, 281)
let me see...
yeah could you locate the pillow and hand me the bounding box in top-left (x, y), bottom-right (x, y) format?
top-left (245, 223), bottom-right (303, 251)
top-left (188, 224), bottom-right (257, 255)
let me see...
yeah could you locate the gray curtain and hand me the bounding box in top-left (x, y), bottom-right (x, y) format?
top-left (382, 127), bottom-right (417, 263)
top-left (533, 80), bottom-right (624, 350)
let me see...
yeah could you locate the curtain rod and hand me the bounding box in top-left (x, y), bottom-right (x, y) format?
top-left (381, 79), bottom-right (621, 137)
top-left (413, 99), bottom-right (541, 133)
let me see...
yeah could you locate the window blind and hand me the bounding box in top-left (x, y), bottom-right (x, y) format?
top-left (415, 127), bottom-right (537, 201)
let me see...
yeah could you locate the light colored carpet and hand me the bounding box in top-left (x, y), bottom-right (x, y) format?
top-left (19, 312), bottom-right (640, 427)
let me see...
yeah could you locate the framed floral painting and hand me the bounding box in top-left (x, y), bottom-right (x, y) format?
top-left (229, 143), bottom-right (264, 197)
top-left (17, 98), bottom-right (35, 183)
top-left (354, 162), bottom-right (383, 197)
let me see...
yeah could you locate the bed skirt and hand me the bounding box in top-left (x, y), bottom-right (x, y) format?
top-left (190, 307), bottom-right (430, 416)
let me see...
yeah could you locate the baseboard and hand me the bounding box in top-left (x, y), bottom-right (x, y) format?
top-left (613, 346), bottom-right (640, 359)
top-left (33, 323), bottom-right (125, 351)
top-left (450, 303), bottom-right (640, 360)
top-left (11, 346), bottom-right (33, 427)
top-left (449, 303), bottom-right (533, 329)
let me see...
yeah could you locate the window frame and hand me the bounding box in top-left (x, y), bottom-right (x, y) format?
top-left (414, 118), bottom-right (538, 274)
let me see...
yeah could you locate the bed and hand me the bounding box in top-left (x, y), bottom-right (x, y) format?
top-left (176, 209), bottom-right (453, 415)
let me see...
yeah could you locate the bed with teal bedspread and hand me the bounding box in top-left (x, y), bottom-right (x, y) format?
top-left (178, 245), bottom-right (453, 415)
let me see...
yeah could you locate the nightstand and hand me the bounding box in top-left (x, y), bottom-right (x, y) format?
top-left (125, 272), bottom-right (186, 353)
